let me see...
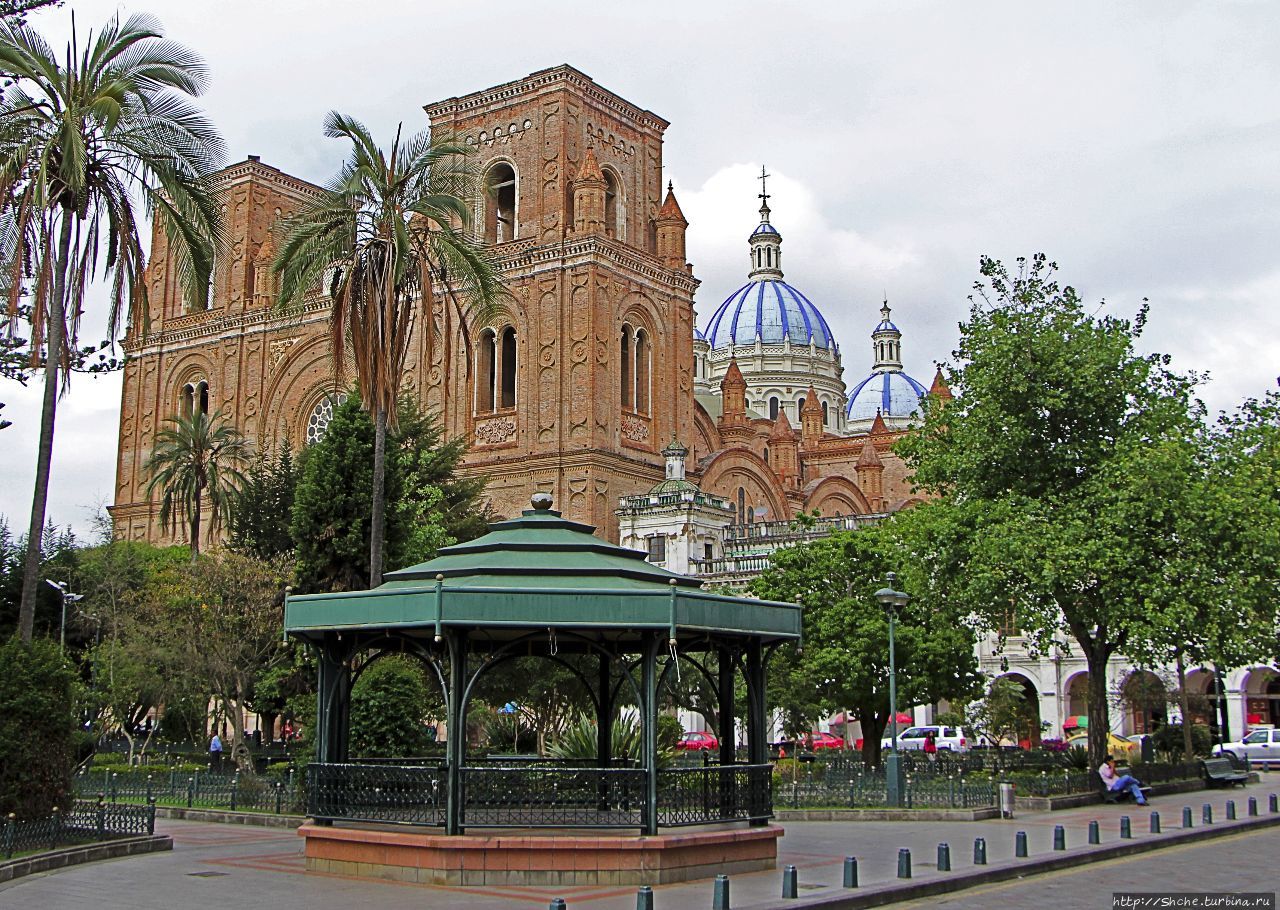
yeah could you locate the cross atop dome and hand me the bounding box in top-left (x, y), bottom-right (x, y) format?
top-left (747, 167), bottom-right (783, 281)
top-left (757, 165), bottom-right (771, 221)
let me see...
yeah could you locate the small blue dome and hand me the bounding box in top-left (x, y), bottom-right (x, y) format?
top-left (702, 280), bottom-right (837, 351)
top-left (751, 222), bottom-right (780, 238)
top-left (846, 370), bottom-right (928, 420)
top-left (694, 324), bottom-right (707, 342)
top-left (874, 317), bottom-right (900, 334)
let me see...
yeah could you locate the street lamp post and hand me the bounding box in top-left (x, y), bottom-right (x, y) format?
top-left (875, 572), bottom-right (910, 807)
top-left (46, 580), bottom-right (84, 653)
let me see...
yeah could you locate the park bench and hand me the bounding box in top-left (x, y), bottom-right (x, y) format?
top-left (1201, 757), bottom-right (1249, 788)
top-left (1100, 765), bottom-right (1152, 804)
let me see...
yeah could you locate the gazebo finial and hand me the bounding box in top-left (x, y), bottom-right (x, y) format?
top-left (531, 491), bottom-right (554, 510)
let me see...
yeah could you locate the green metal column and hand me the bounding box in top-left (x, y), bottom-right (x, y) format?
top-left (718, 647), bottom-right (737, 766)
top-left (746, 639), bottom-right (768, 825)
top-left (596, 651), bottom-right (613, 768)
top-left (641, 634), bottom-right (660, 835)
top-left (445, 631), bottom-right (468, 836)
top-left (315, 637), bottom-right (351, 764)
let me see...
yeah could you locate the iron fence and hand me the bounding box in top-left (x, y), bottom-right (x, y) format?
top-left (74, 767), bottom-right (304, 815)
top-left (656, 764), bottom-right (772, 826)
top-left (3, 800), bottom-right (155, 859)
top-left (461, 765), bottom-right (645, 828)
top-left (776, 766), bottom-right (996, 809)
top-left (309, 763), bottom-right (445, 826)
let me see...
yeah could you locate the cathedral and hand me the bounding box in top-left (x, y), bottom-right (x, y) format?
top-left (110, 65), bottom-right (946, 557)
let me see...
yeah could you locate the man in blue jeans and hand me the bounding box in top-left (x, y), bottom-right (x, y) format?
top-left (1098, 754), bottom-right (1147, 805)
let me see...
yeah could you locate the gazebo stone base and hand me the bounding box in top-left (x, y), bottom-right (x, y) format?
top-left (298, 822), bottom-right (782, 886)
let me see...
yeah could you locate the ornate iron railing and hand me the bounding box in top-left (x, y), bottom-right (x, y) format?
top-left (657, 764), bottom-right (772, 826)
top-left (75, 767), bottom-right (304, 814)
top-left (3, 800), bottom-right (155, 859)
top-left (308, 763), bottom-right (446, 826)
top-left (461, 765), bottom-right (645, 828)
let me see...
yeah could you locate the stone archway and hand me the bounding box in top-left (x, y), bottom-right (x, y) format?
top-left (1120, 670), bottom-right (1168, 735)
top-left (995, 672), bottom-right (1042, 748)
top-left (1065, 672), bottom-right (1090, 726)
top-left (1243, 666), bottom-right (1280, 730)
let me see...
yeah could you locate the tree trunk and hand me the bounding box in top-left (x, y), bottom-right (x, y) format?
top-left (858, 707), bottom-right (885, 769)
top-left (1175, 649), bottom-right (1194, 760)
top-left (190, 476), bottom-right (203, 562)
top-left (1083, 642), bottom-right (1112, 772)
top-left (369, 406), bottom-right (388, 586)
top-left (18, 215), bottom-right (75, 643)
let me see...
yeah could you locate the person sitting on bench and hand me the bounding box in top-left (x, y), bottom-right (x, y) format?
top-left (1099, 755), bottom-right (1147, 805)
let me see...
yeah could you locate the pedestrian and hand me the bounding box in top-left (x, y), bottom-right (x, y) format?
top-left (923, 729), bottom-right (938, 762)
top-left (1098, 754), bottom-right (1148, 805)
top-left (209, 732), bottom-right (223, 771)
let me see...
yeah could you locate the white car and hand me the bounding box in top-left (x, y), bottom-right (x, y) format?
top-left (881, 725), bottom-right (968, 753)
top-left (1214, 728), bottom-right (1280, 765)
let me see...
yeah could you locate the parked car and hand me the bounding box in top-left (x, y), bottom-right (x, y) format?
top-left (772, 731), bottom-right (845, 755)
top-left (880, 725), bottom-right (968, 753)
top-left (1065, 731), bottom-right (1137, 757)
top-left (676, 731), bottom-right (719, 752)
top-left (1214, 728), bottom-right (1280, 765)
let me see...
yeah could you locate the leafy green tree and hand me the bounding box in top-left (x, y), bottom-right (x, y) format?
top-left (965, 676), bottom-right (1041, 749)
top-left (230, 440), bottom-right (299, 559)
top-left (0, 637), bottom-right (77, 818)
top-left (349, 656), bottom-right (438, 758)
top-left (273, 113), bottom-right (505, 586)
top-left (0, 1), bottom-right (59, 27)
top-left (0, 13), bottom-right (223, 640)
top-left (897, 254), bottom-right (1207, 770)
top-left (145, 410), bottom-right (251, 561)
top-left (291, 396), bottom-right (486, 592)
top-left (751, 524), bottom-right (981, 766)
top-left (0, 516), bottom-right (80, 639)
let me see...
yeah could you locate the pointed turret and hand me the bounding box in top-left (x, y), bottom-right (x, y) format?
top-left (656, 181), bottom-right (689, 270)
top-left (573, 146), bottom-right (607, 235)
top-left (855, 438), bottom-right (884, 511)
top-left (768, 409), bottom-right (796, 441)
top-left (869, 409), bottom-right (889, 435)
top-left (718, 358), bottom-right (748, 430)
top-left (929, 366), bottom-right (953, 402)
top-left (800, 385), bottom-right (823, 445)
top-left (871, 300), bottom-right (903, 371)
top-left (768, 411), bottom-right (799, 490)
top-left (661, 436), bottom-right (689, 481)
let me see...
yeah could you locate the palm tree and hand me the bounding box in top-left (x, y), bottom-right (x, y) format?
top-left (144, 410), bottom-right (250, 561)
top-left (273, 113), bottom-right (505, 586)
top-left (0, 13), bottom-right (224, 640)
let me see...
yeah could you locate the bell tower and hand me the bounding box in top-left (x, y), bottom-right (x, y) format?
top-left (423, 66), bottom-right (699, 538)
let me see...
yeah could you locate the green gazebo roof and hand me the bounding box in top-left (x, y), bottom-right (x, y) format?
top-left (284, 499), bottom-right (801, 645)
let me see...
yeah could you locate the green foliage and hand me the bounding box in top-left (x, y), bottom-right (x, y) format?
top-left (895, 254), bottom-right (1209, 769)
top-left (750, 522), bottom-right (981, 766)
top-left (0, 638), bottom-right (78, 818)
top-left (481, 711), bottom-right (537, 754)
top-left (0, 517), bottom-right (80, 639)
top-left (474, 656), bottom-right (597, 756)
top-left (1152, 722), bottom-right (1212, 760)
top-left (966, 677), bottom-right (1040, 748)
top-left (1064, 745), bottom-right (1091, 770)
top-left (291, 396), bottom-right (487, 592)
top-left (0, 1), bottom-right (60, 27)
top-left (658, 714), bottom-right (684, 753)
top-left (230, 441), bottom-right (299, 559)
top-left (547, 712), bottom-right (677, 765)
top-left (349, 657), bottom-right (439, 759)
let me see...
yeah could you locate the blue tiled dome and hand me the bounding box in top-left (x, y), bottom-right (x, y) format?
top-left (846, 370), bottom-right (928, 420)
top-left (702, 280), bottom-right (837, 351)
top-left (751, 222), bottom-right (780, 238)
top-left (694, 324), bottom-right (707, 342)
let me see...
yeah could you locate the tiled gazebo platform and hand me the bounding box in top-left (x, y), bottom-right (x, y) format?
top-left (299, 822), bottom-right (783, 886)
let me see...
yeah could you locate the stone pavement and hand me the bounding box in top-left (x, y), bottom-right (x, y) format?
top-left (0, 777), bottom-right (1275, 909)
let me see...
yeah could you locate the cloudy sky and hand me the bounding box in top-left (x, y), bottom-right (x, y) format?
top-left (3, 0), bottom-right (1279, 537)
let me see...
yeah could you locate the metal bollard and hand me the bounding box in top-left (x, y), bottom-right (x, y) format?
top-left (1150, 811), bottom-right (1161, 834)
top-left (1053, 825), bottom-right (1065, 851)
top-left (937, 842), bottom-right (951, 872)
top-left (636, 885), bottom-right (654, 910)
top-left (1202, 803), bottom-right (1213, 825)
top-left (843, 857), bottom-right (858, 888)
top-left (973, 837), bottom-right (987, 865)
top-left (1248, 797), bottom-right (1258, 817)
top-left (713, 873), bottom-right (730, 910)
top-left (1015, 830), bottom-right (1028, 858)
top-left (782, 864), bottom-right (798, 899)
top-left (549, 900), bottom-right (566, 910)
top-left (1182, 806), bottom-right (1193, 828)
top-left (1088, 820), bottom-right (1100, 844)
top-left (1120, 815), bottom-right (1132, 839)
top-left (1270, 793), bottom-right (1278, 814)
top-left (1226, 800), bottom-right (1236, 820)
top-left (897, 848), bottom-right (912, 879)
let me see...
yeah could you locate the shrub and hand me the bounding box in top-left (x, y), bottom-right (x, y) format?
top-left (0, 638), bottom-right (79, 819)
top-left (481, 711), bottom-right (537, 754)
top-left (1151, 723), bottom-right (1212, 759)
top-left (349, 657), bottom-right (435, 759)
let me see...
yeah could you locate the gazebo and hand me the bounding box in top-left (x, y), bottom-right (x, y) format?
top-left (283, 493), bottom-right (802, 885)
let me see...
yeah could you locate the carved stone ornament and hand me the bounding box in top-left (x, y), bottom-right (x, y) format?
top-left (621, 414), bottom-right (650, 443)
top-left (475, 417), bottom-right (517, 445)
top-left (270, 336), bottom-right (300, 366)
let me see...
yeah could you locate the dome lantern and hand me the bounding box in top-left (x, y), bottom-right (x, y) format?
top-left (747, 165), bottom-right (783, 281)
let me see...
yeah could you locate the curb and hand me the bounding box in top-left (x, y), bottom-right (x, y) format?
top-left (775, 808), bottom-right (999, 822)
top-left (154, 806), bottom-right (305, 828)
top-left (739, 812), bottom-right (1280, 909)
top-left (0, 835), bottom-right (172, 885)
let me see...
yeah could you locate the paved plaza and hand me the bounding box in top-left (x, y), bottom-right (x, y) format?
top-left (2, 778), bottom-right (1276, 909)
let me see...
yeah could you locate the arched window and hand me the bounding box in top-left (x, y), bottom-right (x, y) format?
top-left (768, 397), bottom-right (779, 421)
top-left (620, 326), bottom-right (633, 410)
top-left (737, 487), bottom-right (746, 525)
top-left (797, 396), bottom-right (806, 418)
top-left (764, 447), bottom-right (770, 464)
top-left (634, 328), bottom-right (650, 414)
top-left (181, 383), bottom-right (194, 418)
top-left (483, 162), bottom-right (517, 244)
top-left (197, 381), bottom-right (209, 416)
top-left (603, 169), bottom-right (620, 239)
top-left (500, 326), bottom-right (517, 408)
top-left (477, 329), bottom-right (497, 413)
top-left (306, 393), bottom-right (345, 445)
top-left (822, 401), bottom-right (829, 426)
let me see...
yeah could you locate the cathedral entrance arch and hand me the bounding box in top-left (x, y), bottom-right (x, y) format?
top-left (802, 475), bottom-right (871, 517)
top-left (698, 450), bottom-right (788, 526)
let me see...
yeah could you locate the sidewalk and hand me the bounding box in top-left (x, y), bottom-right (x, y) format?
top-left (1, 776), bottom-right (1275, 909)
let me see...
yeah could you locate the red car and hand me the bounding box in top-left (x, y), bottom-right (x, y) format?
top-left (676, 731), bottom-right (719, 751)
top-left (775, 731), bottom-right (845, 755)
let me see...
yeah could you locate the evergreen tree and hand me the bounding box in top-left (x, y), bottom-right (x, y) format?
top-left (230, 440), bottom-right (299, 559)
